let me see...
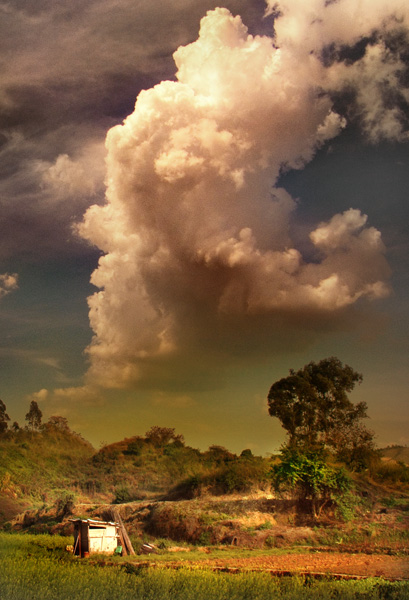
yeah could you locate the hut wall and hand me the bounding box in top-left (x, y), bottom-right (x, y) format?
top-left (89, 524), bottom-right (119, 554)
top-left (79, 523), bottom-right (89, 556)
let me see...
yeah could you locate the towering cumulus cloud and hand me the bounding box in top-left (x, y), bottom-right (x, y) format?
top-left (79, 2), bottom-right (407, 390)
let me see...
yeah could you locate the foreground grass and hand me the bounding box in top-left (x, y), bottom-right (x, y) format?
top-left (1, 533), bottom-right (409, 600)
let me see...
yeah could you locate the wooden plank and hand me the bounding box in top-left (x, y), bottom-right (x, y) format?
top-left (117, 527), bottom-right (128, 556)
top-left (112, 509), bottom-right (135, 555)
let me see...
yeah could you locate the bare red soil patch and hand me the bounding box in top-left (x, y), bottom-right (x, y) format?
top-left (157, 552), bottom-right (409, 580)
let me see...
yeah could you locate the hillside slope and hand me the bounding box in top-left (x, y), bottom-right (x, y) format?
top-left (0, 425), bottom-right (270, 524)
top-left (380, 446), bottom-right (409, 465)
top-left (0, 425), bottom-right (94, 521)
top-left (2, 427), bottom-right (408, 529)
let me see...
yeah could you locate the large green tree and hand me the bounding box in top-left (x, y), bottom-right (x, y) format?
top-left (267, 357), bottom-right (373, 464)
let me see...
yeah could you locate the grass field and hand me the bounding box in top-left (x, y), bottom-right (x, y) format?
top-left (1, 533), bottom-right (409, 600)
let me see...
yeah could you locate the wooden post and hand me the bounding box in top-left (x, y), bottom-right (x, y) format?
top-left (112, 509), bottom-right (135, 555)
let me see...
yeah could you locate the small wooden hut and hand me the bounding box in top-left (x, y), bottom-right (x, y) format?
top-left (70, 519), bottom-right (121, 557)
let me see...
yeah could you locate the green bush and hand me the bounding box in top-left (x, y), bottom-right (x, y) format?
top-left (123, 438), bottom-right (145, 456)
top-left (55, 493), bottom-right (75, 518)
top-left (113, 485), bottom-right (133, 504)
top-left (335, 490), bottom-right (359, 522)
top-left (198, 531), bottom-right (212, 545)
top-left (272, 448), bottom-right (351, 519)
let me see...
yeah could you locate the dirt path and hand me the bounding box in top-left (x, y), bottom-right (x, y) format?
top-left (147, 552), bottom-right (409, 580)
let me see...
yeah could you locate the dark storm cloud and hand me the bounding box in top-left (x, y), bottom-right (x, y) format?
top-left (0, 0), bottom-right (267, 263)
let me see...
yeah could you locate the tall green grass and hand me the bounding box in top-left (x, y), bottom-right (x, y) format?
top-left (1, 533), bottom-right (408, 600)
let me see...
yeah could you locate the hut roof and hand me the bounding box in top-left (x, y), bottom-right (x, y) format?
top-left (69, 518), bottom-right (117, 527)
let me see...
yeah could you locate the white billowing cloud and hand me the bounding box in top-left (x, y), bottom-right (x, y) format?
top-left (266, 0), bottom-right (409, 141)
top-left (78, 6), bottom-right (396, 390)
top-left (305, 209), bottom-right (390, 308)
top-left (39, 140), bottom-right (107, 202)
top-left (266, 0), bottom-right (409, 49)
top-left (27, 388), bottom-right (49, 403)
top-left (328, 42), bottom-right (409, 142)
top-left (51, 385), bottom-right (101, 404)
top-left (27, 385), bottom-right (102, 419)
top-left (0, 273), bottom-right (18, 299)
top-left (42, 154), bottom-right (96, 199)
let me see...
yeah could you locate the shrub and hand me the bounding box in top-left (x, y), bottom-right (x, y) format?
top-left (204, 445), bottom-right (235, 465)
top-left (216, 463), bottom-right (254, 493)
top-left (372, 461), bottom-right (409, 484)
top-left (113, 484), bottom-right (146, 504)
top-left (113, 485), bottom-right (133, 504)
top-left (55, 493), bottom-right (75, 518)
top-left (144, 426), bottom-right (185, 448)
top-left (258, 520), bottom-right (273, 530)
top-left (182, 474), bottom-right (203, 497)
top-left (335, 490), bottom-right (359, 521)
top-left (240, 449), bottom-right (254, 459)
top-left (272, 448), bottom-right (351, 519)
top-left (79, 478), bottom-right (103, 495)
top-left (124, 438), bottom-right (145, 456)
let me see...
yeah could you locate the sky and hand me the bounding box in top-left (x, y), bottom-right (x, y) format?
top-left (1, 0), bottom-right (408, 455)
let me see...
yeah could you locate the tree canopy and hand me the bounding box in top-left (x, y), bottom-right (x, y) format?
top-left (25, 400), bottom-right (43, 431)
top-left (144, 426), bottom-right (185, 448)
top-left (267, 357), bottom-right (373, 463)
top-left (0, 399), bottom-right (10, 434)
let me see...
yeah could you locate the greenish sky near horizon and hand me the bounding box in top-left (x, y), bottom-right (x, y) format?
top-left (0, 0), bottom-right (408, 455)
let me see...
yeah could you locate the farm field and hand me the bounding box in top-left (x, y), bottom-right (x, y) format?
top-left (120, 550), bottom-right (409, 580)
top-left (1, 533), bottom-right (409, 600)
